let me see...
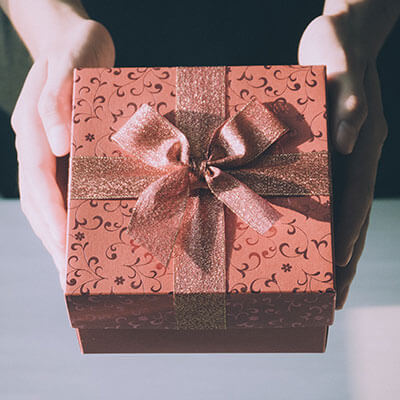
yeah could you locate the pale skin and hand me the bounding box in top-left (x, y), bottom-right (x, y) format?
top-left (1, 0), bottom-right (399, 306)
top-left (1, 0), bottom-right (115, 290)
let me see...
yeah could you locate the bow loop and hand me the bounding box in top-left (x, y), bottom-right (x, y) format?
top-left (206, 99), bottom-right (289, 169)
top-left (112, 103), bottom-right (190, 170)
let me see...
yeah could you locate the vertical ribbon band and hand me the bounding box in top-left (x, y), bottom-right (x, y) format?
top-left (174, 67), bottom-right (227, 329)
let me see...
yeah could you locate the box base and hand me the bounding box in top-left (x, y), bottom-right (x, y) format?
top-left (76, 326), bottom-right (329, 353)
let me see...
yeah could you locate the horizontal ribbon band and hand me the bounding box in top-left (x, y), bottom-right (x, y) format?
top-left (70, 151), bottom-right (330, 200)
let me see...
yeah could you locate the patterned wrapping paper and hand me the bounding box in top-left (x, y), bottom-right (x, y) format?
top-left (65, 65), bottom-right (336, 330)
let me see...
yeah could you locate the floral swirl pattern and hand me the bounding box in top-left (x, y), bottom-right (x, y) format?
top-left (66, 65), bottom-right (335, 330)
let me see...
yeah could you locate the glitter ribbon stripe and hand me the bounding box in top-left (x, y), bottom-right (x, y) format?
top-left (173, 67), bottom-right (228, 329)
top-left (70, 66), bottom-right (330, 330)
top-left (71, 152), bottom-right (330, 200)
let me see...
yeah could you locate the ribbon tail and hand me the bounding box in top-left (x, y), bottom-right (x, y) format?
top-left (173, 191), bottom-right (226, 329)
top-left (128, 167), bottom-right (190, 268)
top-left (205, 166), bottom-right (282, 235)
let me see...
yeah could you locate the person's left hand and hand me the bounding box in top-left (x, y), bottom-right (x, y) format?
top-left (298, 15), bottom-right (388, 309)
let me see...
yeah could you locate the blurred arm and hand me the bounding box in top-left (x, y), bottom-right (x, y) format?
top-left (0, 0), bottom-right (89, 60)
top-left (323, 0), bottom-right (400, 58)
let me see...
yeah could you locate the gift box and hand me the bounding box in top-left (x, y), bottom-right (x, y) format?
top-left (65, 65), bottom-right (336, 353)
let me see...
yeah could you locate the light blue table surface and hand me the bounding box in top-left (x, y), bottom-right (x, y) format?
top-left (1, 199), bottom-right (399, 400)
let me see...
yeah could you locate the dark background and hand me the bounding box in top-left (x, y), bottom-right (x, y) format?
top-left (0, 0), bottom-right (399, 198)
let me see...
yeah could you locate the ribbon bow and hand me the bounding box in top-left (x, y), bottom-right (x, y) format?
top-left (111, 99), bottom-right (288, 271)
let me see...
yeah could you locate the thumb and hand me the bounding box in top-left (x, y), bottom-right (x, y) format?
top-left (38, 59), bottom-right (73, 157)
top-left (328, 71), bottom-right (368, 154)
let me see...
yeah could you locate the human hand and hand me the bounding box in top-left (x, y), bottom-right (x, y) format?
top-left (298, 14), bottom-right (388, 308)
top-left (11, 19), bottom-right (115, 290)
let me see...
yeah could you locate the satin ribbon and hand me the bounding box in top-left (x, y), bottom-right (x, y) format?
top-left (70, 67), bottom-right (330, 329)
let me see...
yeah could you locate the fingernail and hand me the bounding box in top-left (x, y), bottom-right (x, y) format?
top-left (336, 245), bottom-right (354, 267)
top-left (337, 258), bottom-right (351, 268)
top-left (336, 121), bottom-right (357, 154)
top-left (48, 126), bottom-right (70, 157)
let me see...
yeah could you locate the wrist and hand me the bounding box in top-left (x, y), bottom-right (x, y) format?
top-left (323, 0), bottom-right (400, 59)
top-left (298, 14), bottom-right (372, 75)
top-left (325, 14), bottom-right (375, 65)
top-left (36, 19), bottom-right (115, 70)
top-left (7, 0), bottom-right (89, 60)
top-left (34, 17), bottom-right (97, 59)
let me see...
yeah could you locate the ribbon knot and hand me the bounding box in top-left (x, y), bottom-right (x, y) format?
top-left (187, 159), bottom-right (208, 191)
top-left (198, 159), bottom-right (209, 177)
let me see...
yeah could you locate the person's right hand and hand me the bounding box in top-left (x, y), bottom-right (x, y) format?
top-left (298, 14), bottom-right (388, 309)
top-left (11, 19), bottom-right (115, 290)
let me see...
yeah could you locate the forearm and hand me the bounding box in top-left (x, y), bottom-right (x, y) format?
top-left (323, 0), bottom-right (400, 57)
top-left (0, 0), bottom-right (89, 59)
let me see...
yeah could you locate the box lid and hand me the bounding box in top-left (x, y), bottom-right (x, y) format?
top-left (66, 65), bottom-right (335, 330)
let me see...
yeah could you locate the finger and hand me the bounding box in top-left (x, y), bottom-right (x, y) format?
top-left (328, 71), bottom-right (368, 154)
top-left (37, 58), bottom-right (73, 157)
top-left (12, 61), bottom-right (53, 164)
top-left (334, 63), bottom-right (387, 266)
top-left (20, 164), bottom-right (67, 252)
top-left (17, 143), bottom-right (67, 280)
top-left (12, 61), bottom-right (67, 289)
top-left (19, 171), bottom-right (66, 287)
top-left (13, 61), bottom-right (67, 244)
top-left (335, 208), bottom-right (371, 309)
top-left (354, 63), bottom-right (388, 150)
top-left (333, 146), bottom-right (375, 266)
